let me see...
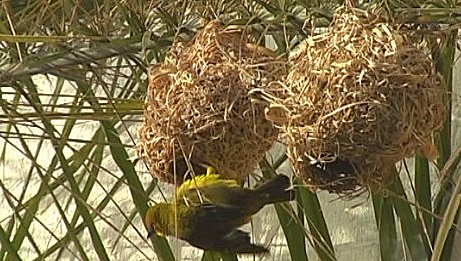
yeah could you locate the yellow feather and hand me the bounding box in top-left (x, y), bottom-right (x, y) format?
top-left (176, 167), bottom-right (239, 199)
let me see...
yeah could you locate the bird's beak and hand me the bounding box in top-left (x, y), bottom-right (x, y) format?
top-left (146, 230), bottom-right (154, 239)
top-left (146, 227), bottom-right (164, 239)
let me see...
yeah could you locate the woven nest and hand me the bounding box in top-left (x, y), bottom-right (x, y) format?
top-left (263, 8), bottom-right (447, 194)
top-left (138, 20), bottom-right (284, 184)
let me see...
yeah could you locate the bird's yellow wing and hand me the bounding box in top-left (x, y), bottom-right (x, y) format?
top-left (176, 167), bottom-right (244, 206)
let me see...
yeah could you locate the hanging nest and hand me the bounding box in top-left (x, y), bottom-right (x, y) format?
top-left (263, 7), bottom-right (447, 194)
top-left (137, 20), bottom-right (284, 184)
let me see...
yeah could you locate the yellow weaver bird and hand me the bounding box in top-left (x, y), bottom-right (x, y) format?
top-left (145, 167), bottom-right (295, 254)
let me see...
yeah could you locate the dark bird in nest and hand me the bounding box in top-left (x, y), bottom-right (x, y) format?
top-left (306, 156), bottom-right (358, 192)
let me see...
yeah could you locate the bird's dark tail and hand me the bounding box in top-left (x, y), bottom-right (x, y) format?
top-left (234, 244), bottom-right (269, 254)
top-left (254, 174), bottom-right (295, 204)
